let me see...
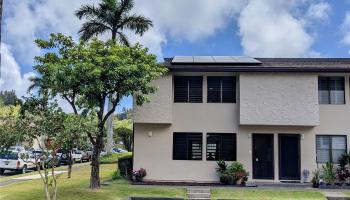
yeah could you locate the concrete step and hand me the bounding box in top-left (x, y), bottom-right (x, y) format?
top-left (187, 188), bottom-right (210, 193)
top-left (187, 187), bottom-right (211, 200)
top-left (188, 193), bottom-right (210, 198)
top-left (322, 191), bottom-right (350, 200)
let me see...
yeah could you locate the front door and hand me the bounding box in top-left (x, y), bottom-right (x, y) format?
top-left (252, 134), bottom-right (274, 179)
top-left (279, 134), bottom-right (300, 180)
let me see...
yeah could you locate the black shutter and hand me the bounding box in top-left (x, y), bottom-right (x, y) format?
top-left (174, 76), bottom-right (189, 102)
top-left (189, 77), bottom-right (203, 103)
top-left (206, 133), bottom-right (236, 161)
top-left (207, 77), bottom-right (221, 103)
top-left (173, 133), bottom-right (187, 160)
top-left (220, 134), bottom-right (236, 161)
top-left (222, 77), bottom-right (236, 103)
top-left (173, 132), bottom-right (202, 160)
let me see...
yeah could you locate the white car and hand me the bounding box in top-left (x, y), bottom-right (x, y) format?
top-left (0, 150), bottom-right (36, 174)
top-left (57, 149), bottom-right (83, 164)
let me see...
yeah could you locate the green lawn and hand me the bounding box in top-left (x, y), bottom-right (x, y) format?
top-left (211, 188), bottom-right (326, 200)
top-left (0, 164), bottom-right (186, 200)
top-left (99, 152), bottom-right (132, 164)
top-left (0, 163), bottom-right (90, 182)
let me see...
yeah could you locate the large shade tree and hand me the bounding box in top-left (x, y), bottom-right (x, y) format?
top-left (75, 0), bottom-right (153, 153)
top-left (33, 33), bottom-right (166, 189)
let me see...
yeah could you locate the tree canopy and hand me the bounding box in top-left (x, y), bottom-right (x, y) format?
top-left (32, 33), bottom-right (166, 188)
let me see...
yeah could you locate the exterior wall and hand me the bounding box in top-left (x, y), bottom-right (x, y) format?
top-left (133, 73), bottom-right (172, 124)
top-left (239, 73), bottom-right (319, 126)
top-left (133, 72), bottom-right (350, 182)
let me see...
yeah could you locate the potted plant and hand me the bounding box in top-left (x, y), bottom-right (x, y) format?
top-left (219, 171), bottom-right (232, 185)
top-left (227, 161), bottom-right (249, 185)
top-left (311, 169), bottom-right (320, 188)
top-left (133, 168), bottom-right (147, 182)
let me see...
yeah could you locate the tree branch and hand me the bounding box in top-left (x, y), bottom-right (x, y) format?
top-left (62, 94), bottom-right (78, 115)
top-left (102, 94), bottom-right (120, 125)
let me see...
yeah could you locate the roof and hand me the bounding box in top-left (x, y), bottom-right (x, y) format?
top-left (164, 57), bottom-right (350, 72)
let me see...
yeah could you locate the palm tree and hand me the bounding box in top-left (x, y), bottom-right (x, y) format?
top-left (75, 0), bottom-right (153, 44)
top-left (75, 0), bottom-right (153, 189)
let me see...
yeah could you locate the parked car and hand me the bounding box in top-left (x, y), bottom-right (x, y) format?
top-left (0, 150), bottom-right (36, 174)
top-left (81, 150), bottom-right (93, 162)
top-left (57, 149), bottom-right (83, 164)
top-left (30, 150), bottom-right (61, 169)
top-left (112, 148), bottom-right (128, 153)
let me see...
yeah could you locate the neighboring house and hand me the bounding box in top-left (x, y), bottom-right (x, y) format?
top-left (132, 56), bottom-right (350, 183)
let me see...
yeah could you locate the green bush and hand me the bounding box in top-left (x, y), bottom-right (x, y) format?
top-left (111, 169), bottom-right (122, 180)
top-left (322, 162), bottom-right (336, 184)
top-left (217, 161), bottom-right (249, 185)
top-left (99, 152), bottom-right (132, 164)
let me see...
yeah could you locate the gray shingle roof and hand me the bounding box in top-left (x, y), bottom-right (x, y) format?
top-left (164, 57), bottom-right (350, 72)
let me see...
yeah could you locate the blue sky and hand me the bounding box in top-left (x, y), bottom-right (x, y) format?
top-left (1, 0), bottom-right (350, 112)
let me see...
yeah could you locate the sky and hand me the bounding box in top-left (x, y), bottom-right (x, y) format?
top-left (1, 0), bottom-right (350, 112)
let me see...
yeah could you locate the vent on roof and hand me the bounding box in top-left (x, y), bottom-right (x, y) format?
top-left (171, 56), bottom-right (261, 64)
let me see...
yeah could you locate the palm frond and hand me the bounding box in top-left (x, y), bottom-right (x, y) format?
top-left (116, 0), bottom-right (134, 17)
top-left (121, 14), bottom-right (153, 36)
top-left (27, 76), bottom-right (42, 93)
top-left (78, 21), bottom-right (111, 41)
top-left (75, 5), bottom-right (98, 20)
top-left (116, 31), bottom-right (130, 46)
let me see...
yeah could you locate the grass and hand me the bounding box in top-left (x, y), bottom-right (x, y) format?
top-left (0, 163), bottom-right (186, 200)
top-left (0, 163), bottom-right (89, 182)
top-left (99, 152), bottom-right (132, 164)
top-left (211, 188), bottom-right (326, 200)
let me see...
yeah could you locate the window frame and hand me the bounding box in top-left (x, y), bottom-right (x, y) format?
top-left (206, 133), bottom-right (237, 161)
top-left (174, 76), bottom-right (203, 103)
top-left (318, 76), bottom-right (345, 105)
top-left (172, 132), bottom-right (203, 161)
top-left (207, 76), bottom-right (236, 103)
top-left (316, 135), bottom-right (347, 164)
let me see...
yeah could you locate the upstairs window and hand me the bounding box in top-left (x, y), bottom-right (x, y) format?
top-left (173, 132), bottom-right (202, 160)
top-left (207, 76), bottom-right (236, 103)
top-left (318, 77), bottom-right (345, 104)
top-left (316, 135), bottom-right (347, 164)
top-left (174, 76), bottom-right (203, 103)
top-left (206, 133), bottom-right (236, 161)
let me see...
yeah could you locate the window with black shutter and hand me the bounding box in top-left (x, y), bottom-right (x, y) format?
top-left (174, 76), bottom-right (203, 103)
top-left (206, 133), bottom-right (236, 161)
top-left (316, 135), bottom-right (347, 164)
top-left (318, 77), bottom-right (345, 104)
top-left (207, 76), bottom-right (236, 103)
top-left (173, 132), bottom-right (202, 160)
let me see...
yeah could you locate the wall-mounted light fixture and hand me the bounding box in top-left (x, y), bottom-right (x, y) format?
top-left (248, 133), bottom-right (252, 138)
top-left (148, 131), bottom-right (153, 137)
top-left (301, 134), bottom-right (305, 140)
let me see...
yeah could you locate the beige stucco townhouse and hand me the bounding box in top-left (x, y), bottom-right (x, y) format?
top-left (132, 56), bottom-right (350, 183)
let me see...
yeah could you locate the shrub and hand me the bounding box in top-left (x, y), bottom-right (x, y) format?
top-left (111, 169), bottom-right (122, 180)
top-left (133, 168), bottom-right (147, 182)
top-left (216, 161), bottom-right (248, 185)
top-left (336, 152), bottom-right (350, 183)
top-left (311, 169), bottom-right (320, 188)
top-left (322, 162), bottom-right (336, 185)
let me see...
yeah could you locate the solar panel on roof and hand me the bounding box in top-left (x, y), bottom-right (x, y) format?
top-left (171, 56), bottom-right (261, 64)
top-left (172, 56), bottom-right (193, 63)
top-left (193, 56), bottom-right (215, 63)
top-left (232, 56), bottom-right (261, 64)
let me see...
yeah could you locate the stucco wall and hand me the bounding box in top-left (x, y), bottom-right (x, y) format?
top-left (132, 73), bottom-right (172, 123)
top-left (239, 73), bottom-right (319, 126)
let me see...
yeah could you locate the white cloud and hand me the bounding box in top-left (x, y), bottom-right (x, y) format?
top-left (0, 43), bottom-right (35, 98)
top-left (237, 0), bottom-right (329, 57)
top-left (133, 0), bottom-right (246, 42)
top-left (306, 2), bottom-right (331, 21)
top-left (341, 12), bottom-right (350, 46)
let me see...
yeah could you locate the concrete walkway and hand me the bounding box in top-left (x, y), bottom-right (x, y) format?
top-left (322, 191), bottom-right (350, 200)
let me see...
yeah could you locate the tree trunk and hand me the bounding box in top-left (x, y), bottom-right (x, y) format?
top-left (105, 96), bottom-right (114, 153)
top-left (67, 152), bottom-right (72, 178)
top-left (90, 132), bottom-right (103, 189)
